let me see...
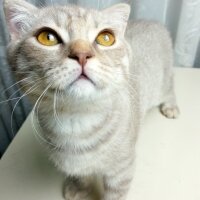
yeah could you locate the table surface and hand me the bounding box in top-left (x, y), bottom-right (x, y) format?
top-left (1, 68), bottom-right (200, 200)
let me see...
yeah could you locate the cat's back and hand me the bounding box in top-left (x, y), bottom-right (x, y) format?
top-left (126, 20), bottom-right (172, 60)
top-left (126, 20), bottom-right (173, 115)
top-left (126, 20), bottom-right (170, 38)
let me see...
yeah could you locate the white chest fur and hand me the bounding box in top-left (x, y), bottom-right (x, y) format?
top-left (38, 95), bottom-right (133, 176)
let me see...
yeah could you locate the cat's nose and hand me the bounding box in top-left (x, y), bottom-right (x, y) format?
top-left (68, 40), bottom-right (94, 67)
top-left (68, 52), bottom-right (93, 67)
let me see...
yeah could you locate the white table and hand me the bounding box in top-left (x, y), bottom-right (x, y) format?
top-left (1, 68), bottom-right (200, 200)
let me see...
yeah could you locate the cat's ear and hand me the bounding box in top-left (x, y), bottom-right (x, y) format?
top-left (102, 3), bottom-right (130, 34)
top-left (3, 0), bottom-right (37, 41)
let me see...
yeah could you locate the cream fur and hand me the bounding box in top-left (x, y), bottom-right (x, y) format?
top-left (3, 1), bottom-right (179, 200)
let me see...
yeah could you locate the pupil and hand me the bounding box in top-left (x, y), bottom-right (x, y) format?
top-left (47, 33), bottom-right (54, 41)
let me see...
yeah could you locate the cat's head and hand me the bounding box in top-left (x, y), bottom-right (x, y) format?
top-left (3, 0), bottom-right (131, 103)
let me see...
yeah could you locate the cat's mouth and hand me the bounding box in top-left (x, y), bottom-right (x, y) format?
top-left (78, 74), bottom-right (89, 80)
top-left (71, 73), bottom-right (95, 86)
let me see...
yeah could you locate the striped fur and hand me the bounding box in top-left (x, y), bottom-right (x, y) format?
top-left (4, 1), bottom-right (179, 199)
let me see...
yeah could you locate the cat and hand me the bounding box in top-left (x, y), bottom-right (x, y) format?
top-left (3, 0), bottom-right (179, 199)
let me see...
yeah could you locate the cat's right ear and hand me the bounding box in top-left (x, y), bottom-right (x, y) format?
top-left (102, 4), bottom-right (130, 34)
top-left (3, 0), bottom-right (37, 41)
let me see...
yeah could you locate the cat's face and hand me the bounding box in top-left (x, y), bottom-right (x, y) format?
top-left (4, 0), bottom-right (130, 102)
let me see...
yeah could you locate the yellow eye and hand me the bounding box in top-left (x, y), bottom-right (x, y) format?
top-left (37, 31), bottom-right (59, 46)
top-left (96, 31), bottom-right (115, 46)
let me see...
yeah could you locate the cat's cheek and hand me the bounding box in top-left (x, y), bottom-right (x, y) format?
top-left (84, 58), bottom-right (113, 89)
top-left (45, 60), bottom-right (82, 91)
top-left (121, 56), bottom-right (129, 69)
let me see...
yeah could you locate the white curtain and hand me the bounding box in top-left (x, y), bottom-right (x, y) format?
top-left (45, 0), bottom-right (200, 68)
top-left (174, 0), bottom-right (200, 67)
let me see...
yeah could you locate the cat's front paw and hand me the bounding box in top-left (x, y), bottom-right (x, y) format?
top-left (160, 103), bottom-right (180, 119)
top-left (63, 178), bottom-right (93, 200)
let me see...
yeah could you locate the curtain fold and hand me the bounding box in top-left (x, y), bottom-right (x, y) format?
top-left (0, 0), bottom-right (199, 156)
top-left (174, 0), bottom-right (200, 67)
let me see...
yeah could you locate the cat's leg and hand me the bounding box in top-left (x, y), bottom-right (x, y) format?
top-left (103, 162), bottom-right (133, 200)
top-left (63, 176), bottom-right (93, 200)
top-left (160, 76), bottom-right (180, 119)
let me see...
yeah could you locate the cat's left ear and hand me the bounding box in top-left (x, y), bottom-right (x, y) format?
top-left (3, 0), bottom-right (37, 41)
top-left (102, 4), bottom-right (130, 34)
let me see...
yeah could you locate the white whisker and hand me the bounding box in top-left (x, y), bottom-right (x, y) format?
top-left (31, 83), bottom-right (57, 148)
top-left (53, 88), bottom-right (63, 130)
top-left (10, 81), bottom-right (43, 137)
top-left (1, 77), bottom-right (30, 95)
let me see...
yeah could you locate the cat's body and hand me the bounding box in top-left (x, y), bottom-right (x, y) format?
top-left (126, 21), bottom-right (177, 117)
top-left (3, 1), bottom-right (179, 200)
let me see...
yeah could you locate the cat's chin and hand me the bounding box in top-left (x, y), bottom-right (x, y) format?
top-left (67, 77), bottom-right (97, 99)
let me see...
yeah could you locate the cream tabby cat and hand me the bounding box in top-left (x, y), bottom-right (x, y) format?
top-left (3, 0), bottom-right (179, 199)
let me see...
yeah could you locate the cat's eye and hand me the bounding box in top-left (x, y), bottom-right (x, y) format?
top-left (95, 30), bottom-right (115, 46)
top-left (37, 31), bottom-right (60, 46)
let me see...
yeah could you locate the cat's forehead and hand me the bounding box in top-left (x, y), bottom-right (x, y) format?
top-left (36, 6), bottom-right (101, 39)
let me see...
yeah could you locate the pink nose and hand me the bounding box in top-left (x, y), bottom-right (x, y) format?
top-left (68, 52), bottom-right (93, 67)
